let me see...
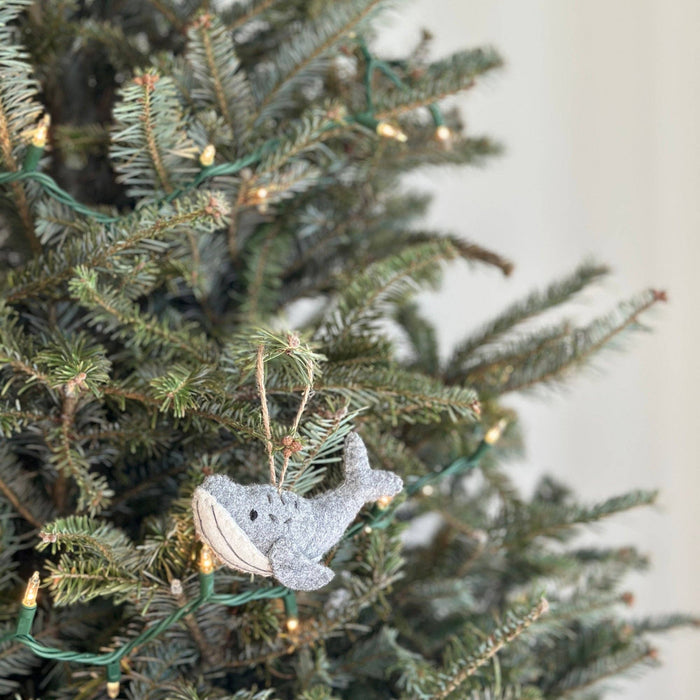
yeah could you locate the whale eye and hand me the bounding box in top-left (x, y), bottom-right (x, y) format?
top-left (249, 509), bottom-right (258, 521)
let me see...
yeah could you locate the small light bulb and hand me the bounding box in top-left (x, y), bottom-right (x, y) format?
top-left (435, 125), bottom-right (451, 142)
top-left (286, 616), bottom-right (299, 632)
top-left (256, 187), bottom-right (268, 200)
top-left (376, 495), bottom-right (393, 509)
top-left (484, 418), bottom-right (508, 445)
top-left (421, 484), bottom-right (434, 496)
top-left (31, 115), bottom-right (50, 148)
top-left (106, 680), bottom-right (120, 698)
top-left (22, 572), bottom-right (40, 608)
top-left (199, 144), bottom-right (216, 167)
top-left (198, 543), bottom-right (214, 574)
top-left (376, 121), bottom-right (408, 143)
top-left (363, 525), bottom-right (373, 535)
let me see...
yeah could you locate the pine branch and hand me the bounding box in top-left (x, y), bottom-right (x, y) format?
top-left (410, 232), bottom-right (513, 277)
top-left (631, 613), bottom-right (700, 635)
top-left (382, 133), bottom-right (502, 173)
top-left (0, 0), bottom-right (44, 253)
top-left (252, 0), bottom-right (384, 123)
top-left (257, 107), bottom-right (340, 176)
top-left (322, 239), bottom-right (462, 349)
top-left (68, 266), bottom-right (213, 364)
top-left (319, 365), bottom-right (480, 424)
top-left (497, 289), bottom-right (666, 395)
top-left (238, 223), bottom-right (293, 322)
top-left (448, 262), bottom-right (609, 378)
top-left (433, 599), bottom-right (549, 699)
top-left (394, 301), bottom-right (440, 375)
top-left (374, 47), bottom-right (503, 121)
top-left (225, 0), bottom-right (279, 31)
top-left (44, 556), bottom-right (143, 606)
top-left (110, 69), bottom-right (198, 198)
top-left (145, 0), bottom-right (187, 32)
top-left (186, 13), bottom-right (255, 150)
top-left (38, 515), bottom-right (134, 566)
top-left (5, 192), bottom-right (229, 303)
top-left (550, 644), bottom-right (656, 698)
top-left (500, 490), bottom-right (658, 548)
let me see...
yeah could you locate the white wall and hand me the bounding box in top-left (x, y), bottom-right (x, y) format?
top-left (380, 1), bottom-right (700, 697)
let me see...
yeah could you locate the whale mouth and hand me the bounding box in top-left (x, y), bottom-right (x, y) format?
top-left (193, 487), bottom-right (272, 577)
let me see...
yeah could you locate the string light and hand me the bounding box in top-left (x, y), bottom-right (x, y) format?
top-left (198, 543), bottom-right (214, 574)
top-left (31, 114), bottom-right (50, 148)
top-left (484, 419), bottom-right (508, 445)
top-left (22, 572), bottom-right (40, 608)
top-left (283, 591), bottom-right (299, 633)
top-left (22, 115), bottom-right (51, 173)
top-left (106, 662), bottom-right (121, 698)
top-left (286, 616), bottom-right (299, 632)
top-left (199, 144), bottom-right (216, 167)
top-left (376, 121), bottom-right (408, 143)
top-left (16, 572), bottom-right (40, 636)
top-left (5, 422), bottom-right (500, 677)
top-left (376, 495), bottom-right (393, 509)
top-left (435, 125), bottom-right (452, 143)
top-left (249, 186), bottom-right (270, 213)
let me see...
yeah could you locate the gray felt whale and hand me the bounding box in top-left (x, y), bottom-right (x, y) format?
top-left (192, 432), bottom-right (403, 590)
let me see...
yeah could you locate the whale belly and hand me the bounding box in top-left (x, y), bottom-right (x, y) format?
top-left (192, 486), bottom-right (273, 577)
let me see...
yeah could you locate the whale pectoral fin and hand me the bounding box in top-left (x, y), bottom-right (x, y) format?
top-left (268, 539), bottom-right (334, 591)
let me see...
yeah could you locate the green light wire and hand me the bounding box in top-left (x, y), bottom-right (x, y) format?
top-left (0, 428), bottom-right (499, 688)
top-left (357, 36), bottom-right (445, 128)
top-left (0, 36), bottom-right (446, 233)
top-left (0, 34), bottom-right (481, 681)
top-left (3, 577), bottom-right (288, 666)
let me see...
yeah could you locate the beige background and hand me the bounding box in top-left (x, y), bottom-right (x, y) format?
top-left (380, 1), bottom-right (700, 697)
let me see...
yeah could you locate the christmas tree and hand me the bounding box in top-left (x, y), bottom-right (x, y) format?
top-left (0, 1), bottom-right (695, 698)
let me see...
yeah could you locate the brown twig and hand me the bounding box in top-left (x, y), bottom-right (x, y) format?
top-left (0, 475), bottom-right (42, 528)
top-left (256, 344), bottom-right (276, 485)
top-left (176, 590), bottom-right (221, 666)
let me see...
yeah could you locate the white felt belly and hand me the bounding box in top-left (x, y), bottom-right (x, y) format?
top-left (192, 487), bottom-right (273, 577)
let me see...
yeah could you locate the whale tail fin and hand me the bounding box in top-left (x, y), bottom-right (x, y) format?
top-left (343, 432), bottom-right (403, 502)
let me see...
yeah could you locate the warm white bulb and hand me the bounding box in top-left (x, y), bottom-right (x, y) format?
top-left (484, 419), bottom-right (508, 445)
top-left (198, 544), bottom-right (214, 574)
top-left (199, 144), bottom-right (216, 167)
top-left (22, 572), bottom-right (40, 608)
top-left (107, 681), bottom-right (120, 698)
top-left (376, 495), bottom-right (393, 509)
top-left (376, 122), bottom-right (408, 143)
top-left (31, 115), bottom-right (50, 148)
top-left (435, 125), bottom-right (451, 142)
top-left (286, 616), bottom-right (299, 632)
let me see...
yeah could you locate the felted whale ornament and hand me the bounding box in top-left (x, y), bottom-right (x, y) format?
top-left (192, 432), bottom-right (403, 591)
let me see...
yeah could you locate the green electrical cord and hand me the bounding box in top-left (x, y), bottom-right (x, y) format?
top-left (0, 424), bottom-right (504, 696)
top-left (0, 36), bottom-right (492, 691)
top-left (0, 37), bottom-right (446, 233)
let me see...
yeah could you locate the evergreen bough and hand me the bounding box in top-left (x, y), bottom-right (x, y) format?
top-left (0, 1), bottom-right (694, 698)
